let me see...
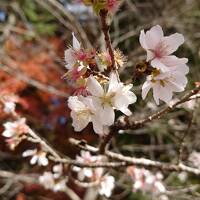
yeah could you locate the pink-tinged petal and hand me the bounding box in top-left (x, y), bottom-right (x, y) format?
top-left (160, 55), bottom-right (188, 67)
top-left (72, 32), bottom-right (81, 50)
top-left (87, 76), bottom-right (104, 97)
top-left (101, 105), bottom-right (115, 126)
top-left (64, 48), bottom-right (76, 69)
top-left (142, 81), bottom-right (152, 100)
top-left (173, 64), bottom-right (189, 75)
top-left (162, 33), bottom-right (184, 55)
top-left (146, 50), bottom-right (155, 61)
top-left (145, 25), bottom-right (164, 49)
top-left (151, 58), bottom-right (169, 72)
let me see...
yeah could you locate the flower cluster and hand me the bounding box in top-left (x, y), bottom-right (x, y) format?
top-left (127, 166), bottom-right (168, 200)
top-left (2, 118), bottom-right (29, 150)
top-left (140, 25), bottom-right (189, 105)
top-left (39, 164), bottom-right (67, 192)
top-left (73, 151), bottom-right (115, 197)
top-left (23, 148), bottom-right (49, 166)
top-left (68, 71), bottom-right (136, 134)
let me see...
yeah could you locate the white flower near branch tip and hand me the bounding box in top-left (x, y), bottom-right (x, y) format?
top-left (189, 151), bottom-right (200, 168)
top-left (2, 118), bottom-right (29, 138)
top-left (87, 72), bottom-right (137, 126)
top-left (73, 150), bottom-right (103, 181)
top-left (140, 25), bottom-right (185, 72)
top-left (65, 32), bottom-right (81, 70)
top-left (22, 149), bottom-right (49, 166)
top-left (142, 62), bottom-right (188, 105)
top-left (68, 96), bottom-right (104, 134)
top-left (127, 166), bottom-right (167, 199)
top-left (99, 175), bottom-right (115, 197)
top-left (39, 172), bottom-right (67, 192)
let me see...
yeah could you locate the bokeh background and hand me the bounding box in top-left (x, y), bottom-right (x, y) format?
top-left (0, 0), bottom-right (200, 199)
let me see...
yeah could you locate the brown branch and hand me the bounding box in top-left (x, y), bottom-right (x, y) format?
top-left (69, 138), bottom-right (200, 176)
top-left (115, 85), bottom-right (200, 131)
top-left (99, 9), bottom-right (115, 71)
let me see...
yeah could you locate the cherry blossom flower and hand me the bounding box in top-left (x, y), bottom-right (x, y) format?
top-left (140, 25), bottom-right (185, 71)
top-left (98, 175), bottom-right (115, 197)
top-left (68, 95), bottom-right (104, 134)
top-left (127, 166), bottom-right (167, 199)
top-left (53, 164), bottom-right (63, 179)
top-left (39, 172), bottom-right (67, 192)
top-left (73, 150), bottom-right (104, 181)
top-left (22, 149), bottom-right (49, 166)
top-left (64, 32), bottom-right (81, 70)
top-left (142, 62), bottom-right (189, 105)
top-left (2, 118), bottom-right (29, 138)
top-left (87, 72), bottom-right (137, 126)
top-left (189, 151), bottom-right (200, 168)
top-left (73, 151), bottom-right (115, 197)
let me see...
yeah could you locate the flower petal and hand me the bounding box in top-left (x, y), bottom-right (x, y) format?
top-left (87, 76), bottom-right (104, 97)
top-left (162, 33), bottom-right (184, 55)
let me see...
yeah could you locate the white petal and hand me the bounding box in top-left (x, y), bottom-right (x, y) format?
top-left (2, 130), bottom-right (14, 137)
top-left (142, 81), bottom-right (152, 99)
top-left (92, 117), bottom-right (104, 134)
top-left (108, 72), bottom-right (119, 93)
top-left (101, 105), bottom-right (115, 126)
top-left (72, 32), bottom-right (81, 50)
top-left (153, 84), bottom-right (160, 105)
top-left (39, 156), bottom-right (49, 166)
top-left (30, 155), bottom-right (38, 165)
top-left (71, 111), bottom-right (90, 132)
top-left (68, 96), bottom-right (85, 111)
top-left (87, 76), bottom-right (104, 97)
top-left (22, 149), bottom-right (37, 157)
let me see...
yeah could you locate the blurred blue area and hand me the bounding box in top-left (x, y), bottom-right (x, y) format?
top-left (0, 10), bottom-right (6, 22)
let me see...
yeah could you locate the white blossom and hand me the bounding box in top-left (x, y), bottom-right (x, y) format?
top-left (189, 151), bottom-right (200, 168)
top-left (127, 166), bottom-right (167, 199)
top-left (68, 95), bottom-right (104, 134)
top-left (2, 118), bottom-right (29, 138)
top-left (73, 151), bottom-right (103, 181)
top-left (22, 149), bottom-right (49, 166)
top-left (98, 175), bottom-right (115, 197)
top-left (87, 72), bottom-right (137, 126)
top-left (39, 172), bottom-right (67, 192)
top-left (142, 62), bottom-right (188, 105)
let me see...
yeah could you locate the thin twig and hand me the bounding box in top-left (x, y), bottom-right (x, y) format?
top-left (115, 85), bottom-right (200, 130)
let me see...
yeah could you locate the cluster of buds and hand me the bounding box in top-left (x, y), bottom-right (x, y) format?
top-left (73, 151), bottom-right (115, 197)
top-left (64, 33), bottom-right (125, 94)
top-left (127, 166), bottom-right (168, 200)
